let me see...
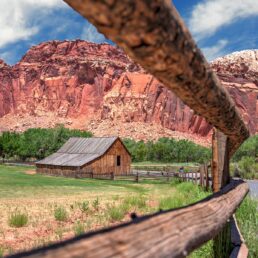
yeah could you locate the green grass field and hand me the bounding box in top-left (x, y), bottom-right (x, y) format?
top-left (0, 165), bottom-right (256, 257)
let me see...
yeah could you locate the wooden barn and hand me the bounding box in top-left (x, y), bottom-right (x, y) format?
top-left (36, 137), bottom-right (131, 178)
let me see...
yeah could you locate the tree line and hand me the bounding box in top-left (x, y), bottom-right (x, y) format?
top-left (0, 126), bottom-right (256, 166)
top-left (0, 126), bottom-right (92, 161)
top-left (123, 137), bottom-right (211, 163)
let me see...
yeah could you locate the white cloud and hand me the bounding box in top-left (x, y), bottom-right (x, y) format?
top-left (81, 23), bottom-right (107, 44)
top-left (0, 0), bottom-right (66, 48)
top-left (189, 0), bottom-right (258, 40)
top-left (202, 40), bottom-right (228, 61)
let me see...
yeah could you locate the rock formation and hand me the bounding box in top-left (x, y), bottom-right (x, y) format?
top-left (0, 40), bottom-right (257, 145)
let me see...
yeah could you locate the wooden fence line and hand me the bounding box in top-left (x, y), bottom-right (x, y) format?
top-left (7, 180), bottom-right (248, 258)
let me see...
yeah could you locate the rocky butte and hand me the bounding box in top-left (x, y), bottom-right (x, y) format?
top-left (0, 40), bottom-right (257, 146)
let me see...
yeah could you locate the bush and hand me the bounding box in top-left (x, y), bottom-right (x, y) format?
top-left (107, 206), bottom-right (125, 221)
top-left (54, 206), bottom-right (68, 222)
top-left (8, 210), bottom-right (28, 228)
top-left (235, 157), bottom-right (258, 179)
top-left (233, 135), bottom-right (258, 161)
top-left (73, 221), bottom-right (85, 236)
top-left (78, 201), bottom-right (89, 213)
top-left (92, 198), bottom-right (100, 211)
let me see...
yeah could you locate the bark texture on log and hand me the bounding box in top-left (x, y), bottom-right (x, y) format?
top-left (8, 180), bottom-right (248, 258)
top-left (63, 0), bottom-right (249, 154)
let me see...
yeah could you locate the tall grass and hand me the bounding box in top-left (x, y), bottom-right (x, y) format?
top-left (73, 221), bottom-right (85, 236)
top-left (236, 197), bottom-right (258, 258)
top-left (8, 209), bottom-right (28, 228)
top-left (189, 196), bottom-right (258, 258)
top-left (159, 180), bottom-right (209, 210)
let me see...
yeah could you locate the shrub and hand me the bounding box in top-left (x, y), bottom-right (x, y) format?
top-left (78, 201), bottom-right (89, 213)
top-left (92, 198), bottom-right (100, 211)
top-left (237, 157), bottom-right (258, 179)
top-left (54, 206), bottom-right (68, 222)
top-left (73, 221), bottom-right (85, 236)
top-left (108, 206), bottom-right (125, 221)
top-left (8, 209), bottom-right (28, 228)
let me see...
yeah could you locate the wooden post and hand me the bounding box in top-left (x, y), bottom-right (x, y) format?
top-left (135, 172), bottom-right (139, 183)
top-left (200, 165), bottom-right (204, 187)
top-left (205, 164), bottom-right (209, 191)
top-left (212, 128), bottom-right (231, 257)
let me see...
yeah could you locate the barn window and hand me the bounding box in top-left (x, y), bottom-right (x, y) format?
top-left (116, 155), bottom-right (121, 166)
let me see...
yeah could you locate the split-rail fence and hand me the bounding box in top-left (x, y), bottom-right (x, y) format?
top-left (8, 1), bottom-right (250, 257)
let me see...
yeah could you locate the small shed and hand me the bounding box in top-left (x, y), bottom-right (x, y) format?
top-left (36, 137), bottom-right (131, 178)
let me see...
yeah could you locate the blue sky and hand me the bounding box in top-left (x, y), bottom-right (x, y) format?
top-left (0, 0), bottom-right (257, 65)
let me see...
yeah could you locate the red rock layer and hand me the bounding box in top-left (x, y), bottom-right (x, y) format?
top-left (0, 41), bottom-right (257, 143)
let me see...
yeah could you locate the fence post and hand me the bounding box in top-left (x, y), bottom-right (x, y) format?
top-left (166, 172), bottom-right (169, 182)
top-left (135, 172), bottom-right (139, 183)
top-left (200, 165), bottom-right (204, 187)
top-left (212, 128), bottom-right (231, 257)
top-left (205, 164), bottom-right (209, 191)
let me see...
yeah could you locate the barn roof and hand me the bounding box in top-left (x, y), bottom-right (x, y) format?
top-left (36, 137), bottom-right (120, 167)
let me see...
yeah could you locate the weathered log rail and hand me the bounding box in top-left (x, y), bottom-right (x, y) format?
top-left (6, 0), bottom-right (251, 257)
top-left (8, 180), bottom-right (248, 258)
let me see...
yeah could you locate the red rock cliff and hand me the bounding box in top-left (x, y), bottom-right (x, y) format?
top-left (0, 41), bottom-right (257, 143)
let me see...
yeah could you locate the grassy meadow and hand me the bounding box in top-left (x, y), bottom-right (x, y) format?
top-left (0, 164), bottom-right (209, 257)
top-left (0, 164), bottom-right (257, 257)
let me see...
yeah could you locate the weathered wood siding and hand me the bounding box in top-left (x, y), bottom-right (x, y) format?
top-left (82, 139), bottom-right (131, 175)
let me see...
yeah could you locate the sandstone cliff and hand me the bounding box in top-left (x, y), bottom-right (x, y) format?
top-left (0, 40), bottom-right (257, 145)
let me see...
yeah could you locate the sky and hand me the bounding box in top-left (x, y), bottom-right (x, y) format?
top-left (0, 0), bottom-right (257, 65)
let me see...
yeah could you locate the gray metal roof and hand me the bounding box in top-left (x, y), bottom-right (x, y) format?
top-left (36, 137), bottom-right (118, 167)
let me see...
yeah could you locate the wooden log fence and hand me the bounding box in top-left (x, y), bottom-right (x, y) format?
top-left (7, 0), bottom-right (251, 257)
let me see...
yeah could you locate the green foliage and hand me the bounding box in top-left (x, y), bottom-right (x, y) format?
top-left (73, 221), bottom-right (85, 236)
top-left (231, 157), bottom-right (258, 179)
top-left (54, 206), bottom-right (68, 222)
top-left (78, 201), bottom-right (89, 213)
top-left (92, 198), bottom-right (100, 211)
top-left (0, 125), bottom-right (92, 161)
top-left (107, 205), bottom-right (125, 221)
top-left (123, 137), bottom-right (211, 163)
top-left (159, 181), bottom-right (209, 210)
top-left (123, 196), bottom-right (146, 209)
top-left (8, 209), bottom-right (28, 228)
top-left (233, 135), bottom-right (258, 161)
top-left (236, 197), bottom-right (258, 258)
